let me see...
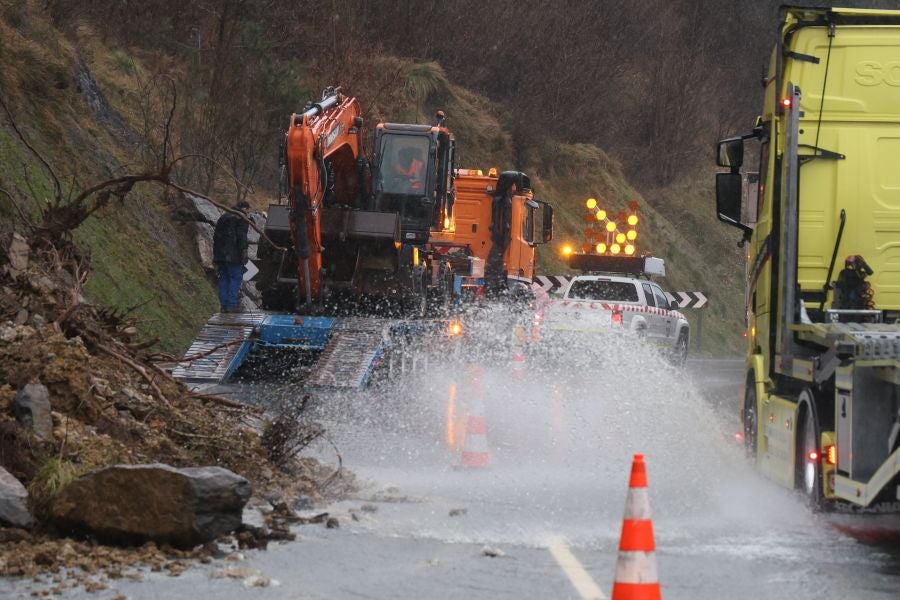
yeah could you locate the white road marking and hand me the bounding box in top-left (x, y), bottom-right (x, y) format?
top-left (547, 537), bottom-right (607, 600)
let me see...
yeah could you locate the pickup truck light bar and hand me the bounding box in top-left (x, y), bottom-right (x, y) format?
top-left (566, 254), bottom-right (666, 277)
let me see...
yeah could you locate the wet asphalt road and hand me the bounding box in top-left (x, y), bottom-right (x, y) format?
top-left (4, 353), bottom-right (900, 599)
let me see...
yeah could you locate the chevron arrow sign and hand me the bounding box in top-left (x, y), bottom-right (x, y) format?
top-left (664, 291), bottom-right (708, 309)
top-left (534, 275), bottom-right (573, 295)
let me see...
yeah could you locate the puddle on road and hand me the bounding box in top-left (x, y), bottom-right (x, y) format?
top-left (259, 331), bottom-right (900, 598)
top-left (300, 337), bottom-right (813, 546)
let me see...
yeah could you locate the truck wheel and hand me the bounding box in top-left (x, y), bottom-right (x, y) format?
top-left (743, 375), bottom-right (758, 457)
top-left (669, 331), bottom-right (688, 366)
top-left (797, 393), bottom-right (823, 510)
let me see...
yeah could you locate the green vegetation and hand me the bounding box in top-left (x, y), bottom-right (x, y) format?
top-left (0, 9), bottom-right (217, 353)
top-left (1, 3), bottom-right (746, 356)
top-left (77, 203), bottom-right (218, 353)
top-left (530, 142), bottom-right (745, 354)
top-left (27, 456), bottom-right (80, 519)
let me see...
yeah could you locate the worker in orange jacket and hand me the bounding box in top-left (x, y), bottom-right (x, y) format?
top-left (393, 147), bottom-right (425, 192)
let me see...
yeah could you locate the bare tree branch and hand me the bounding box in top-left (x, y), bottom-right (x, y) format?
top-left (0, 94), bottom-right (62, 203)
top-left (160, 75), bottom-right (178, 168)
top-left (0, 187), bottom-right (35, 227)
top-left (96, 343), bottom-right (171, 406)
top-left (163, 179), bottom-right (286, 251)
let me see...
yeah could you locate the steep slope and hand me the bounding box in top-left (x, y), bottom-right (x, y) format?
top-left (0, 11), bottom-right (217, 352)
top-left (527, 143), bottom-right (745, 354)
top-left (1, 7), bottom-right (744, 356)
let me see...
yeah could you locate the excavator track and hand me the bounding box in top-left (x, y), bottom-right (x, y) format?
top-left (171, 312), bottom-right (267, 384)
top-left (173, 313), bottom-right (424, 392)
top-left (305, 318), bottom-right (396, 391)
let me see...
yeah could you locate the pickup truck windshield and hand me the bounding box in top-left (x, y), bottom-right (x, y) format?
top-left (567, 280), bottom-right (639, 302)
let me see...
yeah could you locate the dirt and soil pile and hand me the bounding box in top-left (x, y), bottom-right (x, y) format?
top-left (0, 228), bottom-right (355, 580)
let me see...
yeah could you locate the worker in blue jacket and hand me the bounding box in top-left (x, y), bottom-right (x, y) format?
top-left (212, 201), bottom-right (250, 313)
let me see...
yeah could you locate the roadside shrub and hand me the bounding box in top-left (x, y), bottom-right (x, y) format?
top-left (260, 395), bottom-right (324, 469)
top-left (27, 456), bottom-right (80, 520)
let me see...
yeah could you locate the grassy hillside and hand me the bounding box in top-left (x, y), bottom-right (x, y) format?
top-left (0, 8), bottom-right (217, 352)
top-left (362, 64), bottom-right (747, 355)
top-left (525, 143), bottom-right (745, 355)
top-left (0, 5), bottom-right (744, 356)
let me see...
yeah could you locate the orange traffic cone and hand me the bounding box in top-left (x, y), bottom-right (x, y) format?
top-left (611, 454), bottom-right (661, 600)
top-left (459, 367), bottom-right (490, 468)
top-left (510, 324), bottom-right (526, 378)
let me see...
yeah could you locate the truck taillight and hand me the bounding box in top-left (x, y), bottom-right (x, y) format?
top-left (809, 446), bottom-right (837, 464)
top-left (781, 97), bottom-right (792, 108)
top-left (612, 310), bottom-right (623, 326)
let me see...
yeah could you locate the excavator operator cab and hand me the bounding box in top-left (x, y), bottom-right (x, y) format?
top-left (373, 124), bottom-right (454, 244)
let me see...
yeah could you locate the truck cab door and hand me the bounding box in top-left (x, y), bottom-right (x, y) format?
top-left (650, 284), bottom-right (675, 344)
top-left (640, 283), bottom-right (662, 342)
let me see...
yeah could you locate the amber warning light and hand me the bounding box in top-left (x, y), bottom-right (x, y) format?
top-left (826, 444), bottom-right (837, 465)
top-left (809, 446), bottom-right (837, 465)
top-left (580, 197), bottom-right (638, 257)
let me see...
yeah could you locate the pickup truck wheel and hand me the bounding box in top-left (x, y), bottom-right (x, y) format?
top-left (797, 394), bottom-right (823, 510)
top-left (669, 331), bottom-right (688, 366)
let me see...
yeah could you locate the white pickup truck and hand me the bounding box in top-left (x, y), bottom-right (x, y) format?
top-left (543, 270), bottom-right (690, 364)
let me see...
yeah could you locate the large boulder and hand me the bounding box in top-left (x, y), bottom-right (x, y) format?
top-left (194, 221), bottom-right (215, 271)
top-left (51, 464), bottom-right (251, 548)
top-left (188, 194), bottom-right (223, 225)
top-left (247, 212), bottom-right (265, 245)
top-left (13, 383), bottom-right (53, 442)
top-left (0, 466), bottom-right (32, 528)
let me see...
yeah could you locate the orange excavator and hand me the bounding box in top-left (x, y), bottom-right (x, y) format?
top-left (177, 88), bottom-right (553, 390)
top-left (255, 87), bottom-right (553, 315)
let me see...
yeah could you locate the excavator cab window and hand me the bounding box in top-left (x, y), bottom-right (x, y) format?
top-left (374, 133), bottom-right (435, 235)
top-left (380, 137), bottom-right (429, 195)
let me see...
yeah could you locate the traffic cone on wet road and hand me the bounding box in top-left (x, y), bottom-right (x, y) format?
top-left (611, 454), bottom-right (661, 600)
top-left (509, 324), bottom-right (526, 379)
top-left (459, 366), bottom-right (490, 468)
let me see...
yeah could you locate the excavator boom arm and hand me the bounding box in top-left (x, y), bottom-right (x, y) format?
top-left (285, 90), bottom-right (365, 304)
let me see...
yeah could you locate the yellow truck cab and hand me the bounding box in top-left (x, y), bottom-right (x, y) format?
top-left (715, 6), bottom-right (900, 510)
